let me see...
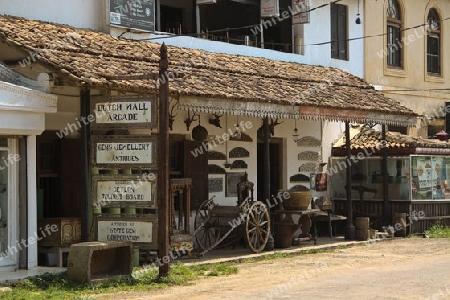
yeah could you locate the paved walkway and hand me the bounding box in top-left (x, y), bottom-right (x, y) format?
top-left (0, 266), bottom-right (66, 284)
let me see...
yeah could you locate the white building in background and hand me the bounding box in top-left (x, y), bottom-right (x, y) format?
top-left (0, 63), bottom-right (56, 270)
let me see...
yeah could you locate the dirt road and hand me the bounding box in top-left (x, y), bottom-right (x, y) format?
top-left (104, 238), bottom-right (450, 300)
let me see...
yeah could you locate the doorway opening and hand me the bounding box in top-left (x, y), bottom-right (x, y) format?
top-left (257, 139), bottom-right (283, 204)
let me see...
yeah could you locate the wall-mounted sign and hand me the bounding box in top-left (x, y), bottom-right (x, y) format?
top-left (261, 0), bottom-right (279, 18)
top-left (91, 135), bottom-right (157, 169)
top-left (197, 0), bottom-right (216, 4)
top-left (292, 0), bottom-right (310, 24)
top-left (109, 0), bottom-right (155, 32)
top-left (91, 95), bottom-right (157, 129)
top-left (93, 175), bottom-right (157, 208)
top-left (95, 215), bottom-right (158, 248)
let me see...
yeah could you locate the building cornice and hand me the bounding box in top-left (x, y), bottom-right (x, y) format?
top-left (0, 81), bottom-right (57, 113)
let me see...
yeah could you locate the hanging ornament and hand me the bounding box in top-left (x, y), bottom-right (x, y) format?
top-left (192, 118), bottom-right (208, 142)
top-left (355, 0), bottom-right (361, 24)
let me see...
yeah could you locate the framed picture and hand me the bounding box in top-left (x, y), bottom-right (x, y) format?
top-left (315, 173), bottom-right (328, 192)
top-left (226, 172), bottom-right (245, 197)
top-left (209, 177), bottom-right (223, 193)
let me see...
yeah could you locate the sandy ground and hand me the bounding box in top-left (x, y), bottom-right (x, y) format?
top-left (98, 238), bottom-right (450, 300)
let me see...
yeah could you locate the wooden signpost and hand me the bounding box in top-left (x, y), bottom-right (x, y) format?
top-left (90, 43), bottom-right (173, 277)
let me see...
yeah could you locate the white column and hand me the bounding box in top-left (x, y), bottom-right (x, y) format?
top-left (27, 135), bottom-right (37, 269)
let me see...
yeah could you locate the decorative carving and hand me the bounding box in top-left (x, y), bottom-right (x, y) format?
top-left (290, 173), bottom-right (311, 182)
top-left (208, 178), bottom-right (223, 193)
top-left (209, 164), bottom-right (226, 174)
top-left (230, 160), bottom-right (248, 169)
top-left (298, 151), bottom-right (321, 161)
top-left (269, 118), bottom-right (284, 135)
top-left (226, 172), bottom-right (246, 197)
top-left (208, 114), bottom-right (223, 128)
top-left (184, 110), bottom-right (199, 131)
top-left (297, 136), bottom-right (321, 147)
top-left (169, 99), bottom-right (179, 131)
top-left (229, 131), bottom-right (253, 142)
top-left (229, 147), bottom-right (249, 158)
top-left (207, 150), bottom-right (226, 160)
top-left (298, 162), bottom-right (319, 172)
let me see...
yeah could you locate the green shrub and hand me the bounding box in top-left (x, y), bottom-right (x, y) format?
top-left (425, 220), bottom-right (450, 238)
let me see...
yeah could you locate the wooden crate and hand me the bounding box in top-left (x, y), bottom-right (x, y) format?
top-left (37, 218), bottom-right (82, 247)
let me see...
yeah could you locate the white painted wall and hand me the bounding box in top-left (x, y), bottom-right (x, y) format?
top-left (168, 108), bottom-right (330, 208)
top-left (0, 0), bottom-right (105, 31)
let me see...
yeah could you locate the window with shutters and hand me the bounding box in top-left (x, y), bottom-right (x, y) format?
top-left (427, 9), bottom-right (441, 75)
top-left (330, 3), bottom-right (348, 60)
top-left (386, 0), bottom-right (402, 68)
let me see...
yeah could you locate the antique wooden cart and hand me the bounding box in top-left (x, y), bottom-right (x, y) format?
top-left (193, 175), bottom-right (270, 255)
top-left (193, 196), bottom-right (270, 255)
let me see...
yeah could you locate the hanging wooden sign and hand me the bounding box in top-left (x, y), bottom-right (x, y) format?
top-left (93, 175), bottom-right (157, 208)
top-left (95, 215), bottom-right (158, 248)
top-left (91, 135), bottom-right (157, 169)
top-left (90, 95), bottom-right (157, 129)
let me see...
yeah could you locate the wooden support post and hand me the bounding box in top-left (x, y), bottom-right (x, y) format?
top-left (80, 84), bottom-right (90, 242)
top-left (344, 122), bottom-right (355, 240)
top-left (263, 117), bottom-right (270, 205)
top-left (382, 124), bottom-right (389, 226)
top-left (158, 43), bottom-right (170, 277)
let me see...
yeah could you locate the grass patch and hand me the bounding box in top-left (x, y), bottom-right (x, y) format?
top-left (425, 220), bottom-right (450, 238)
top-left (0, 262), bottom-right (238, 300)
top-left (304, 249), bottom-right (329, 254)
top-left (243, 251), bottom-right (291, 264)
top-left (336, 244), bottom-right (349, 249)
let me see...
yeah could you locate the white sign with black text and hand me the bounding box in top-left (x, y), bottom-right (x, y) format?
top-left (97, 180), bottom-right (153, 203)
top-left (96, 101), bottom-right (152, 124)
top-left (261, 0), bottom-right (279, 18)
top-left (97, 220), bottom-right (153, 243)
top-left (96, 142), bottom-right (153, 164)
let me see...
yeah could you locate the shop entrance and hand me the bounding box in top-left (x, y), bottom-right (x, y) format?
top-left (257, 140), bottom-right (282, 204)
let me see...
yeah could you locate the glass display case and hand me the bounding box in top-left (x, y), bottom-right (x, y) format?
top-left (330, 155), bottom-right (450, 201)
top-left (410, 155), bottom-right (450, 200)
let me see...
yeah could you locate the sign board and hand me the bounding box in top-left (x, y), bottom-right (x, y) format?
top-left (261, 0), bottom-right (279, 18)
top-left (91, 95), bottom-right (157, 129)
top-left (197, 0), bottom-right (216, 4)
top-left (95, 215), bottom-right (158, 248)
top-left (109, 0), bottom-right (155, 32)
top-left (93, 175), bottom-right (157, 208)
top-left (91, 135), bottom-right (157, 169)
top-left (417, 159), bottom-right (433, 189)
top-left (292, 0), bottom-right (310, 24)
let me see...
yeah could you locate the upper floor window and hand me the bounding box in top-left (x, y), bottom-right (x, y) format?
top-left (427, 9), bottom-right (441, 75)
top-left (330, 3), bottom-right (348, 60)
top-left (386, 0), bottom-right (402, 68)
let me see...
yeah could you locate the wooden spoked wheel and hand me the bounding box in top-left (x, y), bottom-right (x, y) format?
top-left (194, 198), bottom-right (220, 250)
top-left (245, 201), bottom-right (270, 253)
